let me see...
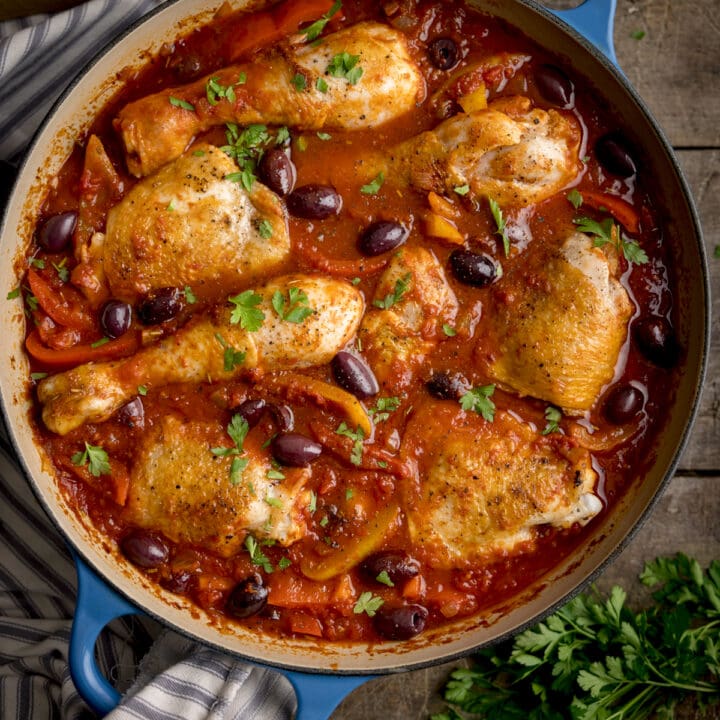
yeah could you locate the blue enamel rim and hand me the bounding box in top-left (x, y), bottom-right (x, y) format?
top-left (0, 1), bottom-right (709, 718)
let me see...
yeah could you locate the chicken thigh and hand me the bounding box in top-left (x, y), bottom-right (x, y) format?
top-left (116, 22), bottom-right (424, 176)
top-left (362, 96), bottom-right (581, 207)
top-left (402, 399), bottom-right (601, 569)
top-left (124, 413), bottom-right (310, 556)
top-left (38, 275), bottom-right (364, 435)
top-left (97, 144), bottom-right (289, 303)
top-left (358, 247), bottom-right (458, 391)
top-left (476, 231), bottom-right (633, 413)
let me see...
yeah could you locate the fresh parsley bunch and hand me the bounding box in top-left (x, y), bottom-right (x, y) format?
top-left (432, 554), bottom-right (720, 720)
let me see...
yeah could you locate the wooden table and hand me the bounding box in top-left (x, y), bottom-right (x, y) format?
top-left (332, 1), bottom-right (720, 717)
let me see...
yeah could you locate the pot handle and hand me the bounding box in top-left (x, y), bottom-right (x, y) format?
top-left (550, 0), bottom-right (618, 67)
top-left (70, 553), bottom-right (372, 719)
top-left (70, 552), bottom-right (140, 715)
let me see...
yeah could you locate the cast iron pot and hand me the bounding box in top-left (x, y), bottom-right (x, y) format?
top-left (0, 1), bottom-right (709, 718)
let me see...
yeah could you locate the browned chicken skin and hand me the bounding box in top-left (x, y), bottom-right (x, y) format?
top-left (116, 22), bottom-right (424, 177)
top-left (38, 275), bottom-right (364, 435)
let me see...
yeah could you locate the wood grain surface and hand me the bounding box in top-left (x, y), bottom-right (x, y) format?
top-left (332, 1), bottom-right (720, 718)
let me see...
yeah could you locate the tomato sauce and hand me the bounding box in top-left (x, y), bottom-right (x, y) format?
top-left (22, 0), bottom-right (680, 643)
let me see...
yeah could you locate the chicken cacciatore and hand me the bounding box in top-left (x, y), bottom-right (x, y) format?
top-left (21, 0), bottom-right (680, 643)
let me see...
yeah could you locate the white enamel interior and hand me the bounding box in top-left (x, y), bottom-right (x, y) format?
top-left (0, 0), bottom-right (707, 675)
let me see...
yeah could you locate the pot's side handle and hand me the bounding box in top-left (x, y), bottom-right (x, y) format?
top-left (70, 552), bottom-right (139, 716)
top-left (550, 0), bottom-right (618, 67)
top-left (283, 671), bottom-right (372, 720)
top-left (71, 553), bottom-right (374, 719)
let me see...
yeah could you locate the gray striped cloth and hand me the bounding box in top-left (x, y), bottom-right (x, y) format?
top-left (0, 2), bottom-right (295, 718)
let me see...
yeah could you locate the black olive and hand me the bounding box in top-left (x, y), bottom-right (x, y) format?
top-left (259, 147), bottom-right (297, 196)
top-left (331, 351), bottom-right (380, 399)
top-left (449, 249), bottom-right (498, 287)
top-left (360, 551), bottom-right (420, 585)
top-left (633, 316), bottom-right (679, 368)
top-left (271, 433), bottom-right (322, 467)
top-left (595, 133), bottom-right (637, 177)
top-left (120, 530), bottom-right (169, 569)
top-left (373, 604), bottom-right (429, 640)
top-left (426, 371), bottom-right (467, 400)
top-left (428, 37), bottom-right (459, 70)
top-left (226, 574), bottom-right (268, 618)
top-left (603, 384), bottom-right (645, 425)
top-left (535, 64), bottom-right (574, 108)
top-left (137, 287), bottom-right (184, 325)
top-left (358, 221), bottom-right (408, 256)
top-left (287, 184), bottom-right (342, 219)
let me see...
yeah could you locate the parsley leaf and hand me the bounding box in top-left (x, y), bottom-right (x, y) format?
top-left (244, 535), bottom-right (273, 573)
top-left (326, 51), bottom-right (363, 85)
top-left (291, 73), bottom-right (307, 91)
top-left (454, 184), bottom-right (470, 196)
top-left (301, 0), bottom-right (342, 41)
top-left (205, 75), bottom-right (243, 105)
top-left (257, 219), bottom-right (273, 239)
top-left (574, 215), bottom-right (649, 265)
top-left (376, 570), bottom-right (395, 587)
top-left (71, 442), bottom-right (110, 477)
top-left (567, 188), bottom-right (584, 209)
top-left (183, 285), bottom-right (197, 304)
top-left (211, 414), bottom-right (250, 484)
top-left (221, 123), bottom-right (279, 191)
top-left (228, 290), bottom-right (265, 331)
top-left (433, 554), bottom-right (720, 720)
top-left (316, 77), bottom-right (329, 93)
top-left (369, 396), bottom-right (400, 424)
top-left (169, 96), bottom-right (195, 112)
top-left (360, 171), bottom-right (384, 195)
top-left (353, 591), bottom-right (384, 617)
top-left (373, 272), bottom-right (411, 310)
top-left (541, 406), bottom-right (562, 435)
top-left (336, 422), bottom-right (364, 466)
top-left (488, 197), bottom-right (510, 256)
top-left (459, 385), bottom-right (496, 422)
top-left (271, 287), bottom-right (314, 323)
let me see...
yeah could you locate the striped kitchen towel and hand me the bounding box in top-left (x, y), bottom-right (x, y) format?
top-left (0, 2), bottom-right (296, 718)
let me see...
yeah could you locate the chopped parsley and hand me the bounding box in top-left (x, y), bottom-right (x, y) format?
top-left (244, 535), bottom-right (273, 573)
top-left (6, 287), bottom-right (20, 300)
top-left (278, 556), bottom-right (291, 570)
top-left (30, 372), bottom-right (48, 381)
top-left (211, 414), bottom-right (250, 484)
top-left (631, 29), bottom-right (646, 40)
top-left (326, 51), bottom-right (363, 85)
top-left (71, 442), bottom-right (110, 477)
top-left (91, 337), bottom-right (110, 348)
top-left (265, 495), bottom-right (283, 509)
top-left (257, 219), bottom-right (273, 239)
top-left (454, 184), bottom-right (470, 196)
top-left (376, 570), bottom-right (395, 587)
top-left (316, 77), bottom-right (329, 93)
top-left (228, 290), bottom-right (265, 331)
top-left (714, 245), bottom-right (720, 259)
top-left (308, 491), bottom-right (317, 513)
top-left (215, 333), bottom-right (246, 372)
top-left (442, 323), bottom-right (457, 337)
top-left (567, 188), bottom-right (584, 209)
top-left (137, 385), bottom-right (148, 396)
top-left (353, 591), bottom-right (384, 617)
top-left (291, 73), bottom-right (307, 91)
top-left (222, 123), bottom-right (278, 191)
top-left (541, 406), bottom-right (562, 435)
top-left (460, 384), bottom-right (496, 422)
top-left (183, 285), bottom-right (197, 304)
top-left (489, 197), bottom-right (510, 256)
top-left (205, 75), bottom-right (244, 105)
top-left (373, 272), bottom-right (411, 310)
top-left (317, 131), bottom-right (332, 141)
top-left (29, 257), bottom-right (45, 269)
top-left (169, 96), bottom-right (195, 112)
top-left (369, 396), bottom-right (400, 424)
top-left (336, 422), bottom-right (364, 466)
top-left (271, 287), bottom-right (314, 323)
top-left (360, 171), bottom-right (384, 195)
top-left (52, 258), bottom-right (69, 282)
top-left (267, 467), bottom-right (285, 481)
top-left (301, 0), bottom-right (342, 42)
top-left (574, 215), bottom-right (649, 264)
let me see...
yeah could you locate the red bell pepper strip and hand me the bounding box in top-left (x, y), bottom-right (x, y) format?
top-left (26, 329), bottom-right (139, 369)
